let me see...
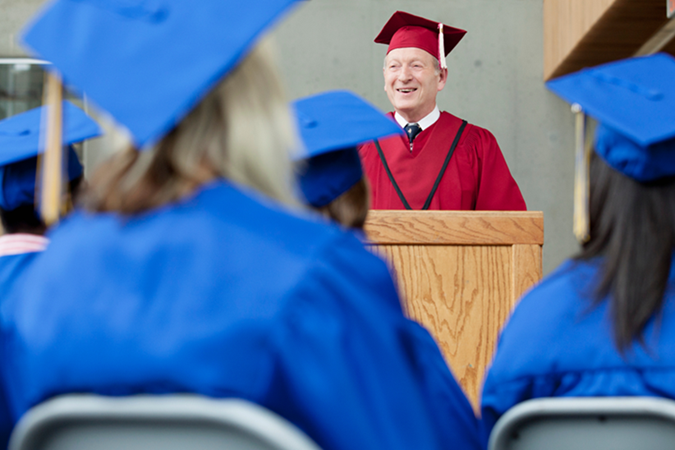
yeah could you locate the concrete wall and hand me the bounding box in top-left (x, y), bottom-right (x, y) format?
top-left (270, 0), bottom-right (579, 274)
top-left (0, 0), bottom-right (578, 273)
top-left (0, 0), bottom-right (43, 56)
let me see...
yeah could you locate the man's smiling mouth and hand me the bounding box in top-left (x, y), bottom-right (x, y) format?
top-left (397, 88), bottom-right (417, 93)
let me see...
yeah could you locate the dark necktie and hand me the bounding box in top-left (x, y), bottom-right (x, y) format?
top-left (404, 122), bottom-right (422, 151)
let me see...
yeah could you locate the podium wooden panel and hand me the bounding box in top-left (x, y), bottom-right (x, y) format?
top-left (363, 210), bottom-right (544, 409)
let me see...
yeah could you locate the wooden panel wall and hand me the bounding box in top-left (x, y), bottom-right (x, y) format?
top-left (544, 0), bottom-right (672, 80)
top-left (637, 15), bottom-right (675, 55)
top-left (544, 0), bottom-right (615, 80)
top-left (364, 211), bottom-right (543, 408)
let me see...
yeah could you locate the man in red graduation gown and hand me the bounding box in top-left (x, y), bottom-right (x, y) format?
top-left (359, 11), bottom-right (526, 210)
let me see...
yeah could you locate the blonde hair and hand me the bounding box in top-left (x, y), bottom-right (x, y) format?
top-left (82, 38), bottom-right (299, 213)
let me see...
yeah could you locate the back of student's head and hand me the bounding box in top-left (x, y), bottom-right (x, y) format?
top-left (0, 101), bottom-right (100, 233)
top-left (291, 90), bottom-right (402, 229)
top-left (577, 150), bottom-right (675, 351)
top-left (0, 141), bottom-right (87, 235)
top-left (313, 176), bottom-right (370, 229)
top-left (82, 39), bottom-right (298, 215)
top-left (0, 173), bottom-right (83, 234)
top-left (544, 53), bottom-right (675, 353)
top-left (0, 204), bottom-right (44, 235)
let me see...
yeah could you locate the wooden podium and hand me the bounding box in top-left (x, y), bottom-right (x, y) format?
top-left (364, 210), bottom-right (544, 408)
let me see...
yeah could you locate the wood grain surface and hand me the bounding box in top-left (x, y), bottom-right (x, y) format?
top-left (544, 0), bottom-right (673, 80)
top-left (364, 212), bottom-right (544, 409)
top-left (636, 15), bottom-right (675, 56)
top-left (512, 244), bottom-right (543, 306)
top-left (544, 0), bottom-right (614, 79)
top-left (364, 210), bottom-right (543, 246)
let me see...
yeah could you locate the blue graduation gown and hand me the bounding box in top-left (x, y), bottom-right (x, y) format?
top-left (0, 240), bottom-right (46, 449)
top-left (1, 180), bottom-right (482, 450)
top-left (481, 258), bottom-right (675, 441)
top-left (0, 253), bottom-right (41, 295)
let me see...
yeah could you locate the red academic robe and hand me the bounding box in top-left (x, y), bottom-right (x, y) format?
top-left (359, 111), bottom-right (526, 210)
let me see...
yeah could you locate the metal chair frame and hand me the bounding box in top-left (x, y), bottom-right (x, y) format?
top-left (9, 394), bottom-right (322, 450)
top-left (489, 397), bottom-right (675, 450)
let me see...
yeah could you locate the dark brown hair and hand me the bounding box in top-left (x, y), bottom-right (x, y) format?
top-left (315, 177), bottom-right (370, 229)
top-left (0, 175), bottom-right (83, 235)
top-left (576, 151), bottom-right (675, 351)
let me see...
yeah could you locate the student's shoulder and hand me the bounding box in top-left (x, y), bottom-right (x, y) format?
top-left (48, 180), bottom-right (391, 302)
top-left (50, 180), bottom-right (354, 258)
top-left (510, 259), bottom-right (596, 323)
top-left (488, 259), bottom-right (599, 380)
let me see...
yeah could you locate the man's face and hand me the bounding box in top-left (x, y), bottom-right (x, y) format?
top-left (383, 47), bottom-right (447, 123)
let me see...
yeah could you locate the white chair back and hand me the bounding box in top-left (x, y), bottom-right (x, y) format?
top-left (9, 394), bottom-right (323, 450)
top-left (489, 397), bottom-right (675, 450)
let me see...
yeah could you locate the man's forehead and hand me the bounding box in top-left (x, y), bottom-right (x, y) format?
top-left (386, 47), bottom-right (437, 63)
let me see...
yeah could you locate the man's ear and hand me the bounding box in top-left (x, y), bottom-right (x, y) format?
top-left (437, 68), bottom-right (448, 92)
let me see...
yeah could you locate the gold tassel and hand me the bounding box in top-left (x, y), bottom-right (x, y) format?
top-left (572, 104), bottom-right (590, 244)
top-left (438, 23), bottom-right (447, 69)
top-left (39, 72), bottom-right (64, 226)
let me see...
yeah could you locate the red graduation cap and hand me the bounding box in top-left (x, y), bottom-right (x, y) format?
top-left (374, 11), bottom-right (466, 69)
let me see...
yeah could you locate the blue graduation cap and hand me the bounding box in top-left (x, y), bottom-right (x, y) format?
top-left (547, 53), bottom-right (675, 182)
top-left (292, 90), bottom-right (403, 207)
top-left (20, 0), bottom-right (299, 149)
top-left (0, 101), bottom-right (101, 211)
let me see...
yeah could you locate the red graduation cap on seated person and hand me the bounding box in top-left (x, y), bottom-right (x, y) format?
top-left (375, 11), bottom-right (467, 69)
